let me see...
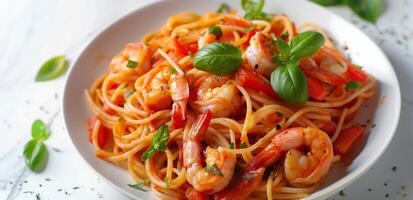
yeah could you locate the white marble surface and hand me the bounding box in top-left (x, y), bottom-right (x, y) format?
top-left (0, 0), bottom-right (412, 199)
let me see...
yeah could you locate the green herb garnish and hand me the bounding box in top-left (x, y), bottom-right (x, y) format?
top-left (193, 43), bottom-right (242, 76)
top-left (345, 81), bottom-right (362, 90)
top-left (217, 3), bottom-right (231, 13)
top-left (124, 90), bottom-right (135, 99)
top-left (35, 55), bottom-right (68, 82)
top-left (239, 142), bottom-right (248, 149)
top-left (208, 25), bottom-right (223, 39)
top-left (270, 31), bottom-right (324, 104)
top-left (23, 119), bottom-right (51, 172)
top-left (128, 179), bottom-right (148, 191)
top-left (205, 163), bottom-right (223, 176)
top-left (241, 0), bottom-right (271, 21)
top-left (141, 125), bottom-right (169, 160)
top-left (126, 60), bottom-right (138, 68)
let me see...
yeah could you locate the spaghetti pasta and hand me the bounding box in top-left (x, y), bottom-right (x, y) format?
top-left (85, 6), bottom-right (377, 200)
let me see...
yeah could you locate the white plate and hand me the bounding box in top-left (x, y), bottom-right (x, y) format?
top-left (62, 0), bottom-right (401, 199)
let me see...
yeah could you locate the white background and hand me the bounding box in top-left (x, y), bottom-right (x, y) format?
top-left (0, 0), bottom-right (412, 199)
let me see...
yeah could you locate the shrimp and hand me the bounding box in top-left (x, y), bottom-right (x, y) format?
top-left (214, 127), bottom-right (333, 200)
top-left (190, 75), bottom-right (242, 118)
top-left (109, 43), bottom-right (152, 73)
top-left (169, 72), bottom-right (189, 128)
top-left (184, 110), bottom-right (236, 194)
top-left (245, 31), bottom-right (277, 77)
top-left (143, 66), bottom-right (172, 111)
top-left (143, 66), bottom-right (189, 128)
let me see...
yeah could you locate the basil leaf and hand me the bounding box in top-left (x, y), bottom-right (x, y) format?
top-left (241, 0), bottom-right (271, 21)
top-left (208, 26), bottom-right (223, 40)
top-left (288, 31), bottom-right (325, 62)
top-left (344, 0), bottom-right (383, 23)
top-left (126, 60), bottom-right (138, 68)
top-left (35, 55), bottom-right (68, 82)
top-left (271, 55), bottom-right (284, 66)
top-left (32, 119), bottom-right (50, 141)
top-left (311, 0), bottom-right (342, 6)
top-left (152, 125), bottom-right (169, 151)
top-left (23, 139), bottom-right (48, 172)
top-left (205, 163), bottom-right (223, 176)
top-left (271, 63), bottom-right (308, 104)
top-left (193, 43), bottom-right (242, 76)
top-left (345, 81), bottom-right (362, 90)
top-left (217, 3), bottom-right (230, 13)
top-left (128, 179), bottom-right (148, 191)
top-left (141, 146), bottom-right (155, 160)
top-left (275, 39), bottom-right (290, 63)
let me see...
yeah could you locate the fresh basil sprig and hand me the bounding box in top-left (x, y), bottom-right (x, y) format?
top-left (270, 31), bottom-right (325, 104)
top-left (310, 0), bottom-right (383, 23)
top-left (35, 55), bottom-right (68, 82)
top-left (241, 0), bottom-right (272, 21)
top-left (23, 119), bottom-right (51, 172)
top-left (271, 63), bottom-right (308, 104)
top-left (193, 43), bottom-right (242, 76)
top-left (216, 3), bottom-right (231, 13)
top-left (141, 125), bottom-right (169, 160)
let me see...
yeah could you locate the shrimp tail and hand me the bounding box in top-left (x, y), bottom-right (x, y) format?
top-left (213, 168), bottom-right (265, 200)
top-left (170, 74), bottom-right (190, 128)
top-left (172, 101), bottom-right (187, 128)
top-left (246, 145), bottom-right (281, 171)
top-left (190, 110), bottom-right (212, 141)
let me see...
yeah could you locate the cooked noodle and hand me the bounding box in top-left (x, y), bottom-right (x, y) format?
top-left (85, 9), bottom-right (376, 200)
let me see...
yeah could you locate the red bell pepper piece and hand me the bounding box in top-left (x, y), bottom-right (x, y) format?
top-left (223, 17), bottom-right (252, 28)
top-left (333, 125), bottom-right (365, 155)
top-left (236, 68), bottom-right (279, 99)
top-left (307, 76), bottom-right (330, 101)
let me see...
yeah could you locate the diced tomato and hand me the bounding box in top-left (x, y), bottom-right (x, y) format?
top-left (87, 116), bottom-right (111, 148)
top-left (318, 120), bottom-right (337, 136)
top-left (307, 76), bottom-right (330, 101)
top-left (345, 65), bottom-right (368, 82)
top-left (113, 96), bottom-right (124, 106)
top-left (108, 82), bottom-right (119, 90)
top-left (333, 125), bottom-right (365, 155)
top-left (187, 42), bottom-right (199, 54)
top-left (236, 67), bottom-right (279, 99)
top-left (185, 187), bottom-right (208, 200)
top-left (173, 38), bottom-right (190, 57)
